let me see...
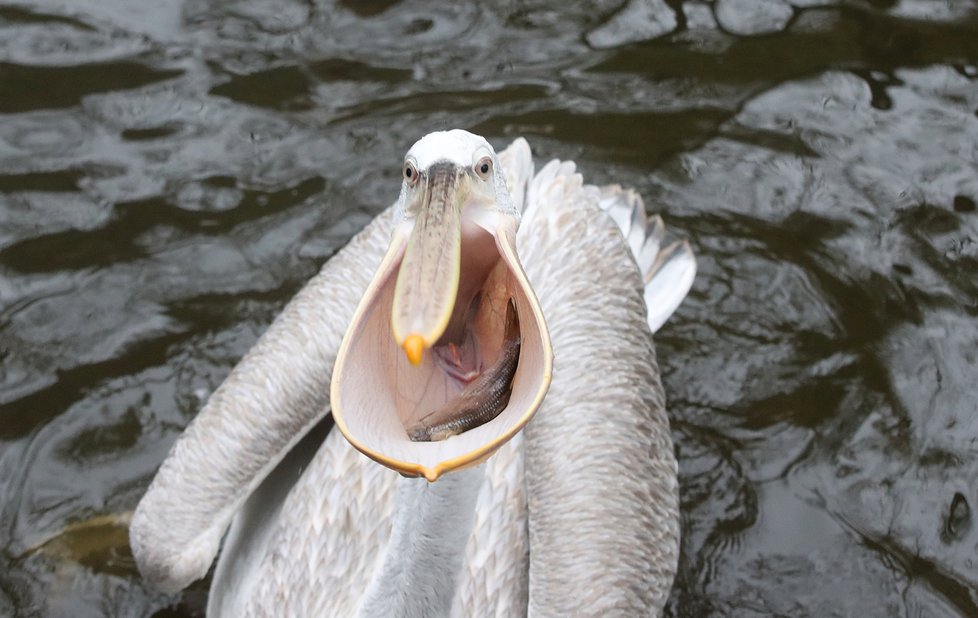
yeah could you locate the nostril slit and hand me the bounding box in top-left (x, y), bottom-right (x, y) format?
top-left (944, 492), bottom-right (971, 541)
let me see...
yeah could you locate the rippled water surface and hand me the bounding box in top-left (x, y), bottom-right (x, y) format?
top-left (2, 0), bottom-right (977, 615)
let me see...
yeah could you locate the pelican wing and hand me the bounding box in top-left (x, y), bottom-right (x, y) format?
top-left (130, 210), bottom-right (394, 592)
top-left (519, 161), bottom-right (682, 615)
top-left (598, 185), bottom-right (697, 334)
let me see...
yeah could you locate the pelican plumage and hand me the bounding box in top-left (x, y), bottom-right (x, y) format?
top-left (130, 130), bottom-right (696, 616)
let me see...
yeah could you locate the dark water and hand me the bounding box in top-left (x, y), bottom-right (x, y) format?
top-left (1, 0), bottom-right (977, 615)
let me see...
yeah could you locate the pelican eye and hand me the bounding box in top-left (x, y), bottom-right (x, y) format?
top-left (403, 161), bottom-right (419, 186)
top-left (474, 156), bottom-right (492, 180)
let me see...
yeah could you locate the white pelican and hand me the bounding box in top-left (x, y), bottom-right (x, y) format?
top-left (129, 130), bottom-right (696, 616)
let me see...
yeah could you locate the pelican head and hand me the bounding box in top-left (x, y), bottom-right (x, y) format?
top-left (332, 130), bottom-right (552, 481)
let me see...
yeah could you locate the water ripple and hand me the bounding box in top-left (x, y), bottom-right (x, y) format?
top-left (1, 0), bottom-right (977, 615)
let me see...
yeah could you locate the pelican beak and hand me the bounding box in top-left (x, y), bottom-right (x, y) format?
top-left (331, 157), bottom-right (553, 482)
top-left (391, 162), bottom-right (466, 367)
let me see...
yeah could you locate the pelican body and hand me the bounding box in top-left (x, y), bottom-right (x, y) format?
top-left (130, 131), bottom-right (696, 616)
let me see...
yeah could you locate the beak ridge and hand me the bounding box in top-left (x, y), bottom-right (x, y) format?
top-left (391, 162), bottom-right (466, 363)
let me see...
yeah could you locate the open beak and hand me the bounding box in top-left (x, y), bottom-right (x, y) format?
top-left (391, 162), bottom-right (465, 367)
top-left (331, 161), bottom-right (552, 482)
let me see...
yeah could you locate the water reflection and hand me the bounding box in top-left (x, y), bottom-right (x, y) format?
top-left (1, 0), bottom-right (976, 615)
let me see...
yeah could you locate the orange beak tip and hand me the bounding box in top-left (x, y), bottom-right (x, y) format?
top-left (404, 335), bottom-right (425, 366)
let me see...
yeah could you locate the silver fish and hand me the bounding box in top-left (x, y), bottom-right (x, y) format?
top-left (408, 301), bottom-right (520, 442)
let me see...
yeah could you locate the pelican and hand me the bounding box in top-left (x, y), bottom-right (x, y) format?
top-left (130, 130), bottom-right (696, 616)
